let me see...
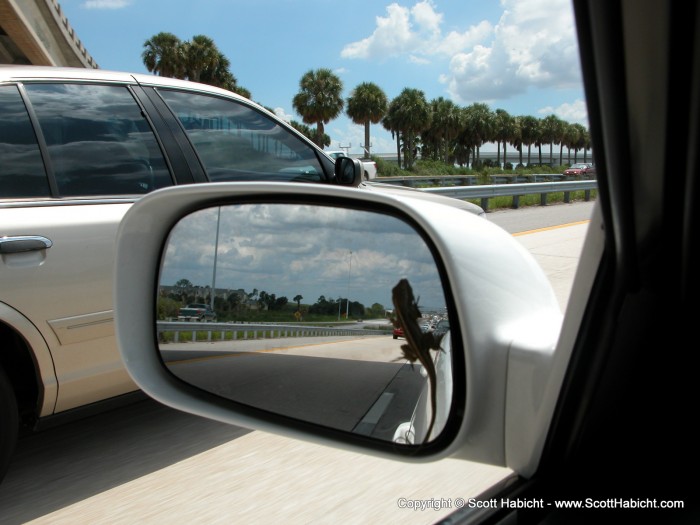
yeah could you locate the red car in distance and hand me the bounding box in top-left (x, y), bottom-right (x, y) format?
top-left (563, 162), bottom-right (596, 177)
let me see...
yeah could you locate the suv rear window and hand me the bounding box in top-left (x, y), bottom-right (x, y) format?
top-left (25, 83), bottom-right (172, 197)
top-left (0, 85), bottom-right (50, 198)
top-left (159, 90), bottom-right (325, 183)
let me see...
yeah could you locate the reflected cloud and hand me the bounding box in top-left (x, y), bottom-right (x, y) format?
top-left (161, 204), bottom-right (445, 310)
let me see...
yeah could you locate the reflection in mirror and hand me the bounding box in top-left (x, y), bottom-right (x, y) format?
top-left (158, 203), bottom-right (453, 445)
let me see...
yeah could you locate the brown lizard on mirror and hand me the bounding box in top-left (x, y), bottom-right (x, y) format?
top-left (391, 278), bottom-right (443, 442)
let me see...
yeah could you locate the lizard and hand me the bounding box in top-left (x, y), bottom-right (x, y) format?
top-left (391, 278), bottom-right (444, 442)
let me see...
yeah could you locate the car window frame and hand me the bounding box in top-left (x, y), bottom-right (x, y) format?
top-left (6, 80), bottom-right (176, 200)
top-left (153, 87), bottom-right (334, 184)
top-left (0, 83), bottom-right (53, 199)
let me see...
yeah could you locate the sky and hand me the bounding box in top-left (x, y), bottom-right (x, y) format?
top-left (59, 0), bottom-right (586, 155)
top-left (160, 204), bottom-right (447, 310)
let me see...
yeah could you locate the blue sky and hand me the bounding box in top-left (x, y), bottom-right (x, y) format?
top-left (60, 0), bottom-right (586, 155)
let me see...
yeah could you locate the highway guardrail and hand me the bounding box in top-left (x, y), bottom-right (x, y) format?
top-left (422, 180), bottom-right (598, 211)
top-left (157, 321), bottom-right (388, 343)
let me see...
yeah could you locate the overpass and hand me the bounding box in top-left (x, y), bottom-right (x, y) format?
top-left (0, 0), bottom-right (96, 68)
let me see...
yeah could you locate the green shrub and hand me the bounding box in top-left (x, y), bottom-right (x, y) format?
top-left (374, 156), bottom-right (403, 177)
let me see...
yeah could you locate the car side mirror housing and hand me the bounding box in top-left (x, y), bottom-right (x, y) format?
top-left (334, 156), bottom-right (363, 186)
top-left (114, 182), bottom-right (563, 473)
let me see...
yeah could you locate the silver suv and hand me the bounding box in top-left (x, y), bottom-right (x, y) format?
top-left (0, 64), bottom-right (351, 478)
top-left (0, 65), bottom-right (482, 480)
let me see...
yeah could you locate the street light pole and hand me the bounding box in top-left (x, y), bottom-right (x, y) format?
top-left (346, 250), bottom-right (352, 319)
top-left (210, 207), bottom-right (221, 312)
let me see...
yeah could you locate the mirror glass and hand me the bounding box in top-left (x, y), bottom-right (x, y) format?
top-left (157, 203), bottom-right (454, 444)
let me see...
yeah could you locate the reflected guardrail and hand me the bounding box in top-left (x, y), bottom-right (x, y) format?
top-left (157, 321), bottom-right (389, 343)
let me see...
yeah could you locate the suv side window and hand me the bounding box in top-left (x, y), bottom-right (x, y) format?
top-left (0, 85), bottom-right (50, 198)
top-left (158, 90), bottom-right (326, 183)
top-left (25, 83), bottom-right (172, 197)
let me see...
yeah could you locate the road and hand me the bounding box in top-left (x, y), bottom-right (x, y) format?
top-left (0, 201), bottom-right (594, 525)
top-left (490, 200), bottom-right (594, 310)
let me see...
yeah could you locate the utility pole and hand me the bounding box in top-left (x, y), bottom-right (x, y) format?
top-left (210, 207), bottom-right (221, 312)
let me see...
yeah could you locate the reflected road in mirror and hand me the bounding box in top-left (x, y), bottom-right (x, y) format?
top-left (157, 203), bottom-right (453, 445)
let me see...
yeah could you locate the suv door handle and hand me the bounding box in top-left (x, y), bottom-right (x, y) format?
top-left (0, 236), bottom-right (53, 254)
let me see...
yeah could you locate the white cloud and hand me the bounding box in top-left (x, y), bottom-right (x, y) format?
top-left (539, 99), bottom-right (588, 125)
top-left (82, 0), bottom-right (131, 8)
top-left (341, 1), bottom-right (491, 62)
top-left (273, 107), bottom-right (294, 122)
top-left (342, 0), bottom-right (581, 104)
top-left (161, 204), bottom-right (445, 308)
top-left (443, 0), bottom-right (581, 103)
top-left (341, 3), bottom-right (415, 60)
top-left (409, 55), bottom-right (430, 65)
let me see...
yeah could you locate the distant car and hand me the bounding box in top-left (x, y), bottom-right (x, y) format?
top-left (325, 150), bottom-right (377, 180)
top-left (177, 303), bottom-right (217, 322)
top-left (433, 318), bottom-right (450, 339)
top-left (563, 162), bottom-right (596, 177)
top-left (392, 326), bottom-right (404, 339)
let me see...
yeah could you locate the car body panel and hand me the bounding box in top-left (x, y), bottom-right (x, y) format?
top-left (0, 202), bottom-right (136, 412)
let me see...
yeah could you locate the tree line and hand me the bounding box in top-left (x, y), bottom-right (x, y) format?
top-left (143, 33), bottom-right (591, 171)
top-left (160, 279), bottom-right (385, 321)
top-left (142, 32), bottom-right (251, 98)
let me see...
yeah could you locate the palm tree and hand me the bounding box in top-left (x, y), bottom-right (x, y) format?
top-left (564, 123), bottom-right (580, 164)
top-left (198, 50), bottom-right (234, 89)
top-left (493, 109), bottom-right (516, 167)
top-left (142, 32), bottom-right (184, 78)
top-left (453, 106), bottom-right (477, 167)
top-left (381, 106), bottom-right (402, 167)
top-left (425, 97), bottom-right (461, 164)
top-left (571, 123), bottom-right (588, 162)
top-left (540, 114), bottom-right (564, 165)
top-left (289, 120), bottom-right (330, 147)
top-left (558, 121), bottom-right (573, 166)
top-left (346, 82), bottom-right (388, 159)
top-left (464, 103), bottom-right (494, 165)
top-left (386, 88), bottom-right (431, 169)
top-left (511, 116), bottom-right (524, 166)
top-left (293, 295), bottom-right (303, 311)
top-left (519, 115), bottom-right (539, 165)
top-left (582, 127), bottom-right (592, 162)
top-left (292, 68), bottom-right (344, 148)
top-left (183, 35), bottom-right (220, 83)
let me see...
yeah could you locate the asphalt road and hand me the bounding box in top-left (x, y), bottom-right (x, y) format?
top-left (486, 199), bottom-right (594, 234)
top-left (0, 201), bottom-right (594, 525)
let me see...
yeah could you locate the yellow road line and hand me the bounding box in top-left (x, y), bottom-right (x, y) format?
top-left (512, 219), bottom-right (590, 237)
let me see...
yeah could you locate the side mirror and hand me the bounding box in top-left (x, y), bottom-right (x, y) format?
top-left (157, 201), bottom-right (456, 446)
top-left (334, 156), bottom-right (363, 186)
top-left (115, 182), bottom-right (562, 471)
